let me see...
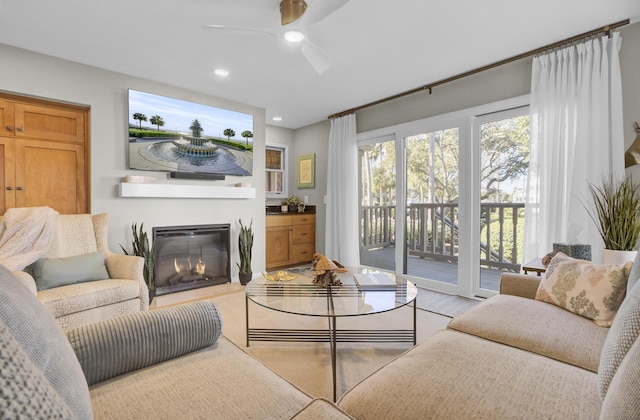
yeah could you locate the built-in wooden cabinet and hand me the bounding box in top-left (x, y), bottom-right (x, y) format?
top-left (266, 214), bottom-right (316, 270)
top-left (0, 94), bottom-right (89, 215)
top-left (13, 102), bottom-right (87, 144)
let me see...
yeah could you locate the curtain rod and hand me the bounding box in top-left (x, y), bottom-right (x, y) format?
top-left (328, 19), bottom-right (630, 120)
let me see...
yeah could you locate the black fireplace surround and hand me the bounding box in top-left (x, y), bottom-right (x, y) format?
top-left (152, 224), bottom-right (230, 296)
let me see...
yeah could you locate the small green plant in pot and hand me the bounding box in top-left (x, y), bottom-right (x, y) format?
top-left (237, 219), bottom-right (254, 285)
top-left (120, 223), bottom-right (155, 302)
top-left (586, 176), bottom-right (640, 262)
top-left (285, 195), bottom-right (304, 212)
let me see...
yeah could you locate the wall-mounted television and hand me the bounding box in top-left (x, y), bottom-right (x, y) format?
top-left (127, 89), bottom-right (254, 177)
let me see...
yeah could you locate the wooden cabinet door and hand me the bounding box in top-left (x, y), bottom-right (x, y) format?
top-left (14, 103), bottom-right (86, 144)
top-left (0, 138), bottom-right (16, 215)
top-left (14, 139), bottom-right (87, 214)
top-left (266, 225), bottom-right (293, 269)
top-left (0, 101), bottom-right (15, 137)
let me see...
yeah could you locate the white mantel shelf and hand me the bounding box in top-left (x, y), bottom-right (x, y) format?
top-left (119, 182), bottom-right (256, 199)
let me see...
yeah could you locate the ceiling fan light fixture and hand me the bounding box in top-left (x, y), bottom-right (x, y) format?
top-left (280, 0), bottom-right (307, 25)
top-left (283, 30), bottom-right (305, 43)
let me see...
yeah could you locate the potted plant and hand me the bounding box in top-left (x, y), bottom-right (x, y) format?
top-left (285, 195), bottom-right (304, 213)
top-left (237, 219), bottom-right (254, 285)
top-left (120, 223), bottom-right (155, 302)
top-left (586, 176), bottom-right (640, 263)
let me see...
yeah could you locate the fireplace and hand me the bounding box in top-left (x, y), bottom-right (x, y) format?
top-left (152, 224), bottom-right (230, 296)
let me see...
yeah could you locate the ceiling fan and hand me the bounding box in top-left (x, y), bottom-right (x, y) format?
top-left (204, 0), bottom-right (351, 74)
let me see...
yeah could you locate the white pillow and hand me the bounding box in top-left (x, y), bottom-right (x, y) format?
top-left (535, 252), bottom-right (631, 327)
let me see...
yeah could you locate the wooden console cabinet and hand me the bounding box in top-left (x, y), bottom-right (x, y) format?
top-left (0, 94), bottom-right (89, 215)
top-left (266, 214), bottom-right (316, 270)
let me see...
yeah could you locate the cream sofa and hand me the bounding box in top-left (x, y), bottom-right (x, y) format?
top-left (0, 212), bottom-right (148, 331)
top-left (0, 263), bottom-right (350, 419)
top-left (337, 271), bottom-right (640, 419)
top-left (2, 258), bottom-right (639, 419)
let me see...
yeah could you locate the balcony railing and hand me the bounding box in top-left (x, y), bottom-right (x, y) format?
top-left (361, 203), bottom-right (525, 272)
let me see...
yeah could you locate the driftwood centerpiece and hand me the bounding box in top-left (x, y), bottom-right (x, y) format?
top-left (312, 253), bottom-right (347, 288)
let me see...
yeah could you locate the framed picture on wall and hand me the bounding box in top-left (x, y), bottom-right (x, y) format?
top-left (297, 153), bottom-right (315, 188)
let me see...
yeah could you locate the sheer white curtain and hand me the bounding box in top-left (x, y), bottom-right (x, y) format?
top-left (523, 32), bottom-right (624, 264)
top-left (325, 113), bottom-right (360, 266)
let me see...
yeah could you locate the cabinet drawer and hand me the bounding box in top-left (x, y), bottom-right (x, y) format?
top-left (266, 215), bottom-right (293, 227)
top-left (292, 243), bottom-right (315, 264)
top-left (292, 225), bottom-right (314, 245)
top-left (292, 214), bottom-right (315, 225)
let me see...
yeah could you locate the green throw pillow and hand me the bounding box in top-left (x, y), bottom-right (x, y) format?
top-left (33, 251), bottom-right (110, 291)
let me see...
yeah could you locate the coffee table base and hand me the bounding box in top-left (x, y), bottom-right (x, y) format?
top-left (247, 328), bottom-right (416, 342)
top-left (245, 295), bottom-right (416, 401)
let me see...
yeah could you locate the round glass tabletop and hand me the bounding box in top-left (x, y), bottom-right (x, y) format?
top-left (245, 267), bottom-right (417, 317)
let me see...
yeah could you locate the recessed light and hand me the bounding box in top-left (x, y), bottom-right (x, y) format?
top-left (272, 117), bottom-right (283, 121)
top-left (283, 30), bottom-right (305, 43)
top-left (214, 68), bottom-right (229, 77)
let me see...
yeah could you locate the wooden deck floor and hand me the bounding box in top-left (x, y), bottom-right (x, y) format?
top-left (360, 246), bottom-right (516, 292)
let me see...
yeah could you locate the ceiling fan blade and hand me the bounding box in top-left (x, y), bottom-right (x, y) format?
top-left (301, 39), bottom-right (332, 74)
top-left (202, 24), bottom-right (276, 38)
top-left (300, 0), bottom-right (351, 25)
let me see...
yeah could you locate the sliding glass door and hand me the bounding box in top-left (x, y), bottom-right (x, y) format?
top-left (357, 97), bottom-right (530, 298)
top-left (404, 128), bottom-right (460, 287)
top-left (359, 137), bottom-right (396, 272)
top-left (475, 108), bottom-right (530, 295)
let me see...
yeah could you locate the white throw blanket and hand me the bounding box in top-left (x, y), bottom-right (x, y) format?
top-left (0, 206), bottom-right (59, 272)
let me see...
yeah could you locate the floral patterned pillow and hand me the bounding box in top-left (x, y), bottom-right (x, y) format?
top-left (535, 252), bottom-right (632, 327)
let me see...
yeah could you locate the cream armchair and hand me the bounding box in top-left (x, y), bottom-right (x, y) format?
top-left (0, 213), bottom-right (149, 330)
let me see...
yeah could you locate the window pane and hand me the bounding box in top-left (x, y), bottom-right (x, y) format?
top-left (266, 171), bottom-right (283, 193)
top-left (479, 114), bottom-right (530, 291)
top-left (405, 128), bottom-right (460, 285)
top-left (359, 140), bottom-right (396, 271)
top-left (266, 145), bottom-right (287, 198)
top-left (266, 149), bottom-right (282, 170)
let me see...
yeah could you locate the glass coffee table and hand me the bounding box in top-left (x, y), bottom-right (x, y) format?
top-left (245, 267), bottom-right (418, 401)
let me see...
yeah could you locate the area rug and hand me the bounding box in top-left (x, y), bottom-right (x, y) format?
top-left (208, 290), bottom-right (451, 401)
top-left (155, 281), bottom-right (484, 400)
top-left (416, 287), bottom-right (483, 318)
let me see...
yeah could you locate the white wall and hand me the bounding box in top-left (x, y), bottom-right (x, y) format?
top-left (0, 43), bottom-right (267, 280)
top-left (355, 58), bottom-right (532, 134)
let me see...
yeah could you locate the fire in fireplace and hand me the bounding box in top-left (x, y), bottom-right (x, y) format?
top-left (152, 224), bottom-right (230, 296)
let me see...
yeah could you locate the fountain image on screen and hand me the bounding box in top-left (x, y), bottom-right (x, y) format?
top-left (127, 89), bottom-right (254, 176)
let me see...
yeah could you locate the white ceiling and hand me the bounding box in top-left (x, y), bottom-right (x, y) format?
top-left (1, 0), bottom-right (639, 129)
